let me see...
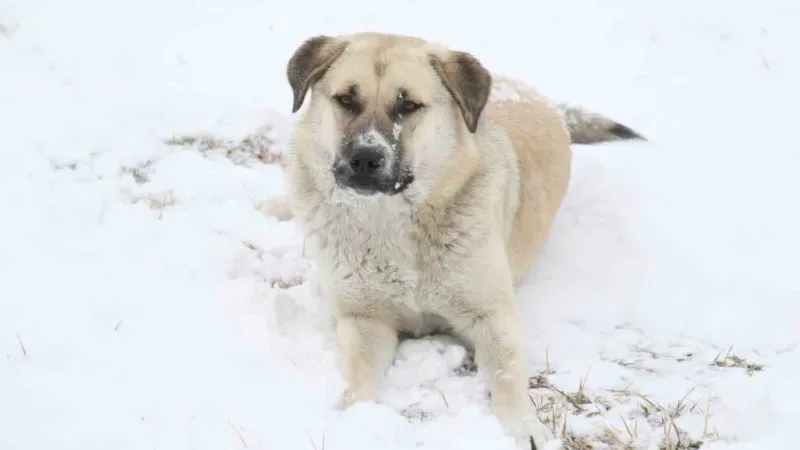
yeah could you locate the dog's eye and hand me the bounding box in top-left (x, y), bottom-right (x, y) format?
top-left (333, 93), bottom-right (360, 114)
top-left (399, 100), bottom-right (423, 114)
top-left (336, 94), bottom-right (354, 106)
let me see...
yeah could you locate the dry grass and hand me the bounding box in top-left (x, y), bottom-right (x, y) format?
top-left (114, 125), bottom-right (286, 217)
top-left (534, 365), bottom-right (600, 413)
top-left (637, 388), bottom-right (705, 450)
top-left (527, 371), bottom-right (715, 450)
top-left (120, 160), bottom-right (154, 184)
top-left (164, 124), bottom-right (285, 167)
top-left (543, 339), bottom-right (766, 448)
top-left (142, 190), bottom-right (176, 219)
top-left (117, 124), bottom-right (283, 194)
top-left (228, 420), bottom-right (248, 448)
top-left (759, 49), bottom-right (771, 70)
top-left (543, 347), bottom-right (556, 374)
top-left (310, 431), bottom-right (326, 450)
top-left (611, 358), bottom-right (633, 367)
top-left (268, 273), bottom-right (305, 290)
top-left (562, 433), bottom-right (594, 450)
top-left (597, 419), bottom-right (637, 449)
top-left (565, 367), bottom-right (596, 407)
top-left (49, 161), bottom-right (79, 171)
top-left (15, 332), bottom-right (27, 356)
top-left (241, 240), bottom-right (306, 289)
top-left (712, 346), bottom-right (763, 375)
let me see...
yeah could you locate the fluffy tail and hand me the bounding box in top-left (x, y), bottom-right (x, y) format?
top-left (556, 104), bottom-right (646, 145)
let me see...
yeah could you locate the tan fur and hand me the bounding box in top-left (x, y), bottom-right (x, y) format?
top-left (264, 32), bottom-right (644, 450)
top-left (486, 76), bottom-right (573, 283)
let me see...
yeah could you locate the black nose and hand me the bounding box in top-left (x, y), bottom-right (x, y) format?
top-left (348, 146), bottom-right (385, 174)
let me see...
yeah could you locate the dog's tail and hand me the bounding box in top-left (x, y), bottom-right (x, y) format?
top-left (556, 104), bottom-right (646, 145)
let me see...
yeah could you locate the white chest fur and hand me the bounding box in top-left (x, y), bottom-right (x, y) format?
top-left (297, 190), bottom-right (424, 313)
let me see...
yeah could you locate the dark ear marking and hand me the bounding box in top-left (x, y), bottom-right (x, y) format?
top-left (430, 51), bottom-right (492, 133)
top-left (286, 35), bottom-right (348, 113)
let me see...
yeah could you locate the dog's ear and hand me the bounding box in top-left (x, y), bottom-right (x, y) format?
top-left (430, 51), bottom-right (492, 133)
top-left (287, 35), bottom-right (348, 113)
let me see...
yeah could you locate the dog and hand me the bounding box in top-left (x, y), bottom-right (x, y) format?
top-left (261, 32), bottom-right (645, 450)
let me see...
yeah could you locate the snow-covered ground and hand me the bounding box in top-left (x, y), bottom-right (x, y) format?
top-left (1, 0), bottom-right (798, 449)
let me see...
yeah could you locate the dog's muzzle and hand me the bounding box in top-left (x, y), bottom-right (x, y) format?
top-left (333, 145), bottom-right (413, 196)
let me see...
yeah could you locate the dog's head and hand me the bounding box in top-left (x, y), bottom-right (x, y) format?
top-left (286, 32), bottom-right (491, 199)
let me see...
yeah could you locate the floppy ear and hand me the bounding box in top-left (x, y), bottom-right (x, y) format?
top-left (430, 51), bottom-right (492, 133)
top-left (286, 35), bottom-right (348, 113)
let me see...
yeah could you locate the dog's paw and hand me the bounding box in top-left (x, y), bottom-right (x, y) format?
top-left (510, 416), bottom-right (560, 450)
top-left (528, 420), bottom-right (559, 450)
top-left (335, 386), bottom-right (381, 412)
top-left (522, 435), bottom-right (562, 450)
top-left (256, 195), bottom-right (294, 221)
top-left (335, 388), bottom-right (357, 411)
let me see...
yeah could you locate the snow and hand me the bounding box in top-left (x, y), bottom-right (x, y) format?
top-left (1, 0), bottom-right (798, 449)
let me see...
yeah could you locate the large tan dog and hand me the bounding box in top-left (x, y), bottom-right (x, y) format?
top-left (262, 32), bottom-right (644, 449)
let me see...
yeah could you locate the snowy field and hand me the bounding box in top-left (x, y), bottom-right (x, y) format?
top-left (1, 0), bottom-right (799, 449)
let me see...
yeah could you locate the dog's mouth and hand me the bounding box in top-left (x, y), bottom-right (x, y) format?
top-left (333, 165), bottom-right (414, 196)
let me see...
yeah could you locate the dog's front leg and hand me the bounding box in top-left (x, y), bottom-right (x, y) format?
top-left (464, 302), bottom-right (558, 450)
top-left (334, 314), bottom-right (399, 409)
